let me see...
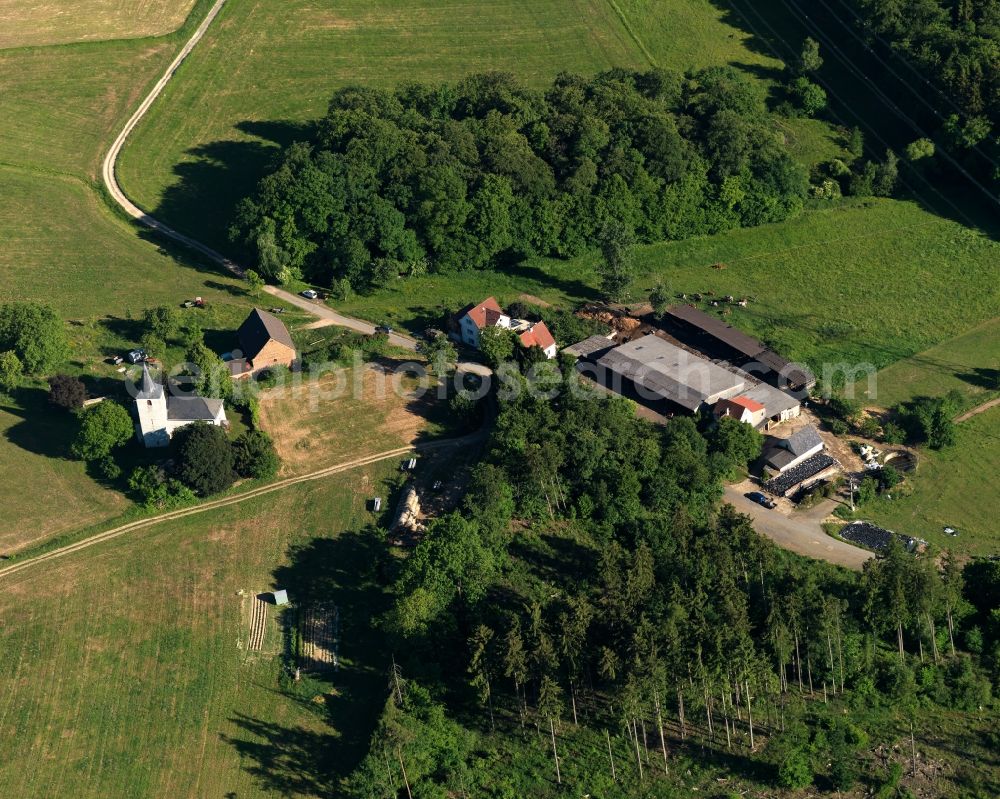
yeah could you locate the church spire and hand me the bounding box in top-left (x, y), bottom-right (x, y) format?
top-left (135, 361), bottom-right (164, 400)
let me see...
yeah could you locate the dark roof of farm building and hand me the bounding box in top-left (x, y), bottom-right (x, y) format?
top-left (785, 424), bottom-right (823, 456)
top-left (597, 334), bottom-right (745, 411)
top-left (754, 350), bottom-right (814, 390)
top-left (563, 335), bottom-right (615, 359)
top-left (666, 305), bottom-right (814, 389)
top-left (764, 447), bottom-right (798, 471)
top-left (238, 308), bottom-right (295, 361)
top-left (764, 453), bottom-right (839, 495)
top-left (666, 305), bottom-right (768, 357)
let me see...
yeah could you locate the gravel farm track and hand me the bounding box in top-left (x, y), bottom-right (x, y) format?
top-left (0, 433), bottom-right (483, 583)
top-left (100, 0), bottom-right (426, 353)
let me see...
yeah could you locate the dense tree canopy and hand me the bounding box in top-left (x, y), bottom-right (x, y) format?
top-left (844, 0), bottom-right (1000, 190)
top-left (357, 358), bottom-right (995, 796)
top-left (71, 400), bottom-right (133, 461)
top-left (233, 429), bottom-right (279, 479)
top-left (47, 374), bottom-right (88, 410)
top-left (0, 351), bottom-right (23, 392)
top-left (0, 301), bottom-right (68, 375)
top-left (174, 422), bottom-right (236, 496)
top-left (233, 67), bottom-right (807, 290)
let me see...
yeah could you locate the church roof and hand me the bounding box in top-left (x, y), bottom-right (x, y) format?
top-left (166, 396), bottom-right (225, 421)
top-left (135, 362), bottom-right (164, 400)
top-left (237, 308), bottom-right (295, 361)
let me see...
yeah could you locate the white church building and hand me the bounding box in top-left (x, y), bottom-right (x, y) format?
top-left (134, 362), bottom-right (227, 447)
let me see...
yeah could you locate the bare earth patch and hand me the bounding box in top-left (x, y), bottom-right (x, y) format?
top-left (256, 366), bottom-right (440, 476)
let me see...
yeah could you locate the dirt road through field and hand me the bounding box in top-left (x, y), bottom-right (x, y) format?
top-left (954, 396), bottom-right (1000, 423)
top-left (0, 432), bottom-right (484, 583)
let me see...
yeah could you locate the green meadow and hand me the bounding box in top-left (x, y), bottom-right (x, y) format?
top-left (338, 197), bottom-right (1000, 375)
top-left (0, 461), bottom-right (402, 798)
top-left (116, 0), bottom-right (782, 252)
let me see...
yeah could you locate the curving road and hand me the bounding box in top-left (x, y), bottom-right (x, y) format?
top-left (99, 0), bottom-right (497, 376)
top-left (101, 0), bottom-right (231, 256)
top-left (100, 0), bottom-right (430, 353)
top-left (100, 0), bottom-right (868, 570)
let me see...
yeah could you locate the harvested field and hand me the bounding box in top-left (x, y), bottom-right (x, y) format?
top-left (247, 593), bottom-right (268, 651)
top-left (0, 0), bottom-right (197, 49)
top-left (256, 366), bottom-right (448, 476)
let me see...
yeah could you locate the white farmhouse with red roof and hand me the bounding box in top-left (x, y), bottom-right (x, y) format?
top-left (456, 297), bottom-right (511, 348)
top-left (517, 321), bottom-right (557, 359)
top-left (714, 395), bottom-right (767, 427)
top-left (455, 297), bottom-right (558, 359)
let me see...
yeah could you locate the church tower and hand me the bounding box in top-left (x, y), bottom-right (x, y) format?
top-left (135, 362), bottom-right (169, 447)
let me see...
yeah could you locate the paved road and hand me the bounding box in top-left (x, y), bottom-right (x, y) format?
top-left (263, 286), bottom-right (421, 351)
top-left (273, 289), bottom-right (493, 377)
top-left (724, 486), bottom-right (872, 571)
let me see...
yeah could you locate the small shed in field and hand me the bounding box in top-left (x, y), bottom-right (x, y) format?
top-left (272, 589), bottom-right (289, 606)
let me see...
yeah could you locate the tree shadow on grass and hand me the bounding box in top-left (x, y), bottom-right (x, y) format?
top-left (1, 387), bottom-right (76, 460)
top-left (222, 714), bottom-right (339, 797)
top-left (508, 532), bottom-right (598, 592)
top-left (957, 367), bottom-right (1000, 391)
top-left (203, 279), bottom-right (250, 298)
top-left (150, 120), bottom-right (314, 259)
top-left (203, 327), bottom-right (238, 354)
top-left (710, 0), bottom-right (1000, 236)
top-left (224, 529), bottom-right (392, 791)
top-left (508, 261), bottom-right (601, 304)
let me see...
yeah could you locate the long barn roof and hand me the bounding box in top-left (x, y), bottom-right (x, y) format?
top-left (666, 305), bottom-right (814, 389)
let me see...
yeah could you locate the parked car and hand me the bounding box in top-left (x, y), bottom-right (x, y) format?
top-left (375, 324), bottom-right (393, 335)
top-left (300, 289), bottom-right (319, 300)
top-left (745, 491), bottom-right (775, 509)
top-left (125, 349), bottom-right (147, 364)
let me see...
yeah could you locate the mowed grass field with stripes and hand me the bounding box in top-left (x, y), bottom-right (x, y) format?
top-left (0, 0), bottom-right (997, 794)
top-left (116, 0), bottom-right (780, 253)
top-left (0, 462), bottom-right (400, 798)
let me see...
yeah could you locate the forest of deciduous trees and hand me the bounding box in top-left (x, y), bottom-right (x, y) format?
top-left (827, 0), bottom-right (1000, 193)
top-left (231, 67), bottom-right (808, 290)
top-left (343, 362), bottom-right (997, 797)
